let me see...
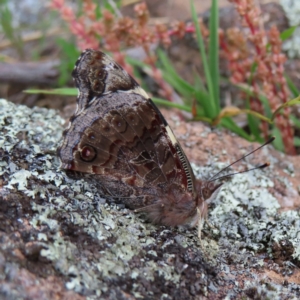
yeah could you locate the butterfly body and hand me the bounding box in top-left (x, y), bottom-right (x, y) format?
top-left (58, 49), bottom-right (221, 230)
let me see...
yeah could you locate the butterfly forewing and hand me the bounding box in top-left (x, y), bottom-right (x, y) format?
top-left (58, 49), bottom-right (197, 209)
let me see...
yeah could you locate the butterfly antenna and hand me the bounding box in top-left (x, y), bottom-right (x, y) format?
top-left (208, 136), bottom-right (275, 182)
top-left (209, 162), bottom-right (270, 182)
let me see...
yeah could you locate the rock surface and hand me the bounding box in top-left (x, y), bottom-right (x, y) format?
top-left (1, 99), bottom-right (300, 299)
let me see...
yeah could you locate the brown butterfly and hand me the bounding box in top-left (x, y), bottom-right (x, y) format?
top-left (58, 49), bottom-right (269, 237)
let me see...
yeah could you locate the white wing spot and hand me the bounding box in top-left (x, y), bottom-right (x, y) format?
top-left (165, 126), bottom-right (178, 146)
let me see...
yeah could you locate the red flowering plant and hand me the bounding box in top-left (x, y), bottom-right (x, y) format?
top-left (161, 0), bottom-right (300, 155)
top-left (220, 0), bottom-right (297, 155)
top-left (49, 0), bottom-right (174, 100)
top-left (27, 0), bottom-right (300, 154)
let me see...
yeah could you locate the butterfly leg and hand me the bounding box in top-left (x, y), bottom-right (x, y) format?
top-left (204, 219), bottom-right (216, 230)
top-left (196, 207), bottom-right (203, 242)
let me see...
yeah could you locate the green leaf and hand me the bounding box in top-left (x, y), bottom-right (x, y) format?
top-left (280, 26), bottom-right (297, 42)
top-left (266, 26), bottom-right (297, 51)
top-left (294, 136), bottom-right (300, 147)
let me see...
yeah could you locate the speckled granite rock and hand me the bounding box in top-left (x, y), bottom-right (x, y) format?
top-left (1, 98), bottom-right (300, 299)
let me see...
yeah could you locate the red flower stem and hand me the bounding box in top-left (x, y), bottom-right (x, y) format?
top-left (244, 14), bottom-right (261, 55)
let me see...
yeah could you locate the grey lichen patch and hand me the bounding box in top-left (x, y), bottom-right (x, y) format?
top-left (0, 99), bottom-right (64, 152)
top-left (192, 157), bottom-right (300, 265)
top-left (7, 169), bottom-right (38, 193)
top-left (1, 99), bottom-right (300, 299)
top-left (194, 159), bottom-right (300, 262)
top-left (242, 279), bottom-right (299, 300)
top-left (1, 99), bottom-right (217, 299)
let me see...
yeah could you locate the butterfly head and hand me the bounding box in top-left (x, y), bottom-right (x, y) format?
top-left (196, 180), bottom-right (223, 203)
top-left (185, 180), bottom-right (223, 239)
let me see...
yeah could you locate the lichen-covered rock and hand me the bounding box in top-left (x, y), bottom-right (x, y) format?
top-left (1, 98), bottom-right (300, 299)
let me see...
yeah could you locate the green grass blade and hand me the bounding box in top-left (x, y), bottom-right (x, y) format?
top-left (126, 56), bottom-right (149, 69)
top-left (190, 0), bottom-right (217, 118)
top-left (245, 98), bottom-right (263, 142)
top-left (151, 97), bottom-right (191, 112)
top-left (271, 95), bottom-right (300, 121)
top-left (294, 136), bottom-right (300, 147)
top-left (285, 74), bottom-right (300, 98)
top-left (272, 126), bottom-right (284, 152)
top-left (157, 49), bottom-right (196, 96)
top-left (193, 72), bottom-right (206, 92)
top-left (208, 0), bottom-right (220, 109)
top-left (129, 50), bottom-right (214, 118)
top-left (234, 83), bottom-right (272, 118)
top-left (157, 49), bottom-right (213, 114)
top-left (162, 71), bottom-right (196, 97)
top-left (24, 88), bottom-right (78, 95)
top-left (290, 114), bottom-right (300, 129)
top-left (220, 118), bottom-right (252, 140)
top-left (129, 52), bottom-right (198, 100)
top-left (24, 88), bottom-right (191, 113)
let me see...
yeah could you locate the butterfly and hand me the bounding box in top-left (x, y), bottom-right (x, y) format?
top-left (58, 49), bottom-right (225, 237)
